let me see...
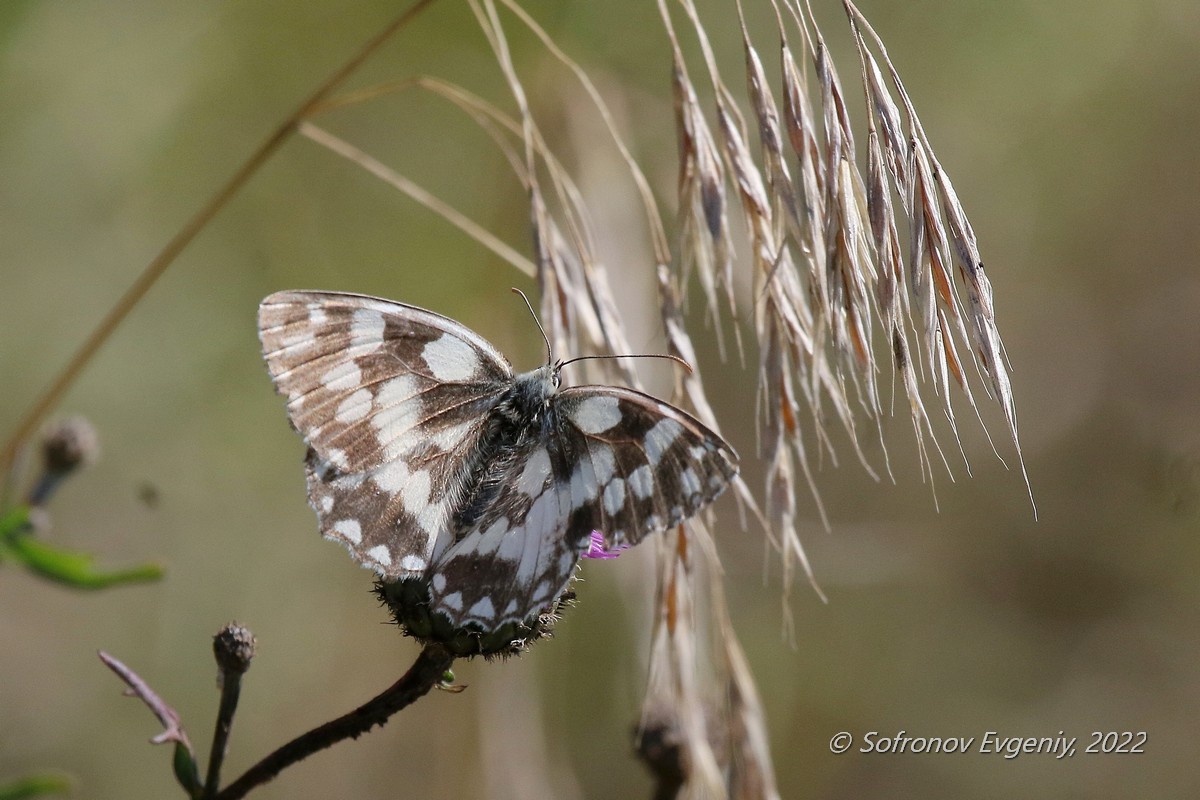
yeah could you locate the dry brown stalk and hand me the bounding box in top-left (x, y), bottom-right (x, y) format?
top-left (205, 2), bottom-right (1031, 796)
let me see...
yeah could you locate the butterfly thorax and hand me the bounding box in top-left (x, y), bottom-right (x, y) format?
top-left (494, 365), bottom-right (558, 426)
top-left (449, 365), bottom-right (560, 537)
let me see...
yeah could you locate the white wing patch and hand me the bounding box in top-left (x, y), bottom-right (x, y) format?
top-left (644, 418), bottom-right (683, 466)
top-left (518, 448), bottom-right (551, 495)
top-left (589, 443), bottom-right (616, 484)
top-left (335, 388), bottom-right (373, 424)
top-left (422, 333), bottom-right (481, 382)
top-left (627, 464), bottom-right (654, 500)
top-left (603, 478), bottom-right (626, 515)
top-left (428, 419), bottom-right (475, 452)
top-left (371, 459), bottom-right (412, 493)
top-left (572, 394), bottom-right (623, 434)
top-left (400, 554), bottom-right (427, 572)
top-left (468, 597), bottom-right (495, 620)
top-left (320, 361), bottom-right (362, 392)
top-left (333, 519), bottom-right (362, 544)
top-left (349, 309), bottom-right (386, 353)
top-left (367, 544), bottom-right (392, 567)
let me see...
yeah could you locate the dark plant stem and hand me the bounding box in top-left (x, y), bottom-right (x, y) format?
top-left (651, 779), bottom-right (683, 800)
top-left (213, 644), bottom-right (455, 800)
top-left (636, 721), bottom-right (685, 800)
top-left (0, 0), bottom-right (441, 481)
top-left (203, 671), bottom-right (243, 799)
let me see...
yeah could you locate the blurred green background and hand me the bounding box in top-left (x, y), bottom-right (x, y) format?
top-left (2, 1), bottom-right (1198, 797)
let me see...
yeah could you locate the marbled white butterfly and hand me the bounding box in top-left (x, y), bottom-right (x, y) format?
top-left (258, 291), bottom-right (737, 640)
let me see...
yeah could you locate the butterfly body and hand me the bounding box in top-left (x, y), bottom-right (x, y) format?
top-left (258, 291), bottom-right (738, 644)
top-left (451, 365), bottom-right (557, 523)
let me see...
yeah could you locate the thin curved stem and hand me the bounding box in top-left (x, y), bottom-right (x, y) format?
top-left (0, 0), bottom-right (440, 480)
top-left (203, 671), bottom-right (243, 798)
top-left (214, 644), bottom-right (455, 800)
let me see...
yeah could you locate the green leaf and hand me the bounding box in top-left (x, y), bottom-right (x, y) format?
top-left (172, 742), bottom-right (203, 798)
top-left (0, 773), bottom-right (72, 799)
top-left (6, 532), bottom-right (164, 589)
top-left (0, 506), bottom-right (31, 541)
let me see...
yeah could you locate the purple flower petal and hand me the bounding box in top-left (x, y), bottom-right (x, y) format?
top-left (583, 530), bottom-right (629, 560)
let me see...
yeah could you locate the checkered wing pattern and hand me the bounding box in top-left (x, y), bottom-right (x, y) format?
top-left (555, 387), bottom-right (738, 549)
top-left (260, 290), bottom-right (741, 632)
top-left (427, 387), bottom-right (739, 630)
top-left (427, 443), bottom-right (585, 629)
top-left (258, 291), bottom-right (513, 578)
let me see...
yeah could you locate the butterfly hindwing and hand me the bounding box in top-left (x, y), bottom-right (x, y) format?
top-left (428, 443), bottom-right (585, 629)
top-left (303, 419), bottom-right (485, 579)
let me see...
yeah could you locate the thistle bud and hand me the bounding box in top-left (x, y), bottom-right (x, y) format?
top-left (375, 577), bottom-right (576, 659)
top-left (28, 416), bottom-right (100, 506)
top-left (213, 622), bottom-right (257, 677)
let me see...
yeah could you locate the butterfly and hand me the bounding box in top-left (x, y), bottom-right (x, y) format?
top-left (257, 290), bottom-right (738, 635)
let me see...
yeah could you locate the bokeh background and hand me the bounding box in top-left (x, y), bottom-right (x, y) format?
top-left (2, 1), bottom-right (1198, 797)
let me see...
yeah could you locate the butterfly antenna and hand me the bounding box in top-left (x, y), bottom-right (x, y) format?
top-left (557, 352), bottom-right (694, 374)
top-left (511, 287), bottom-right (552, 365)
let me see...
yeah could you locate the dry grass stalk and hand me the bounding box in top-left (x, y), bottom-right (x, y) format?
top-left (709, 565), bottom-right (782, 800)
top-left (297, 121), bottom-right (536, 278)
top-left (0, 0), bottom-right (1030, 796)
top-left (841, 0), bottom-right (1032, 503)
top-left (640, 526), bottom-right (728, 800)
top-left (666, 26), bottom-right (737, 347)
top-left (475, 0), bottom-right (655, 389)
top-left (454, 15), bottom-right (781, 794)
top-left (295, 0), bottom-right (1028, 794)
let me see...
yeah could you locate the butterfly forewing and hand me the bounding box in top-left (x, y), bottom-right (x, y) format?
top-left (557, 387), bottom-right (738, 549)
top-left (258, 291), bottom-right (513, 475)
top-left (259, 291), bottom-right (514, 577)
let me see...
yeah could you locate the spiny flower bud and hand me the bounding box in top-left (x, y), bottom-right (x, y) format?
top-left (374, 577), bottom-right (576, 659)
top-left (213, 622), bottom-right (257, 677)
top-left (43, 416), bottom-right (100, 474)
top-left (28, 416), bottom-right (100, 506)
